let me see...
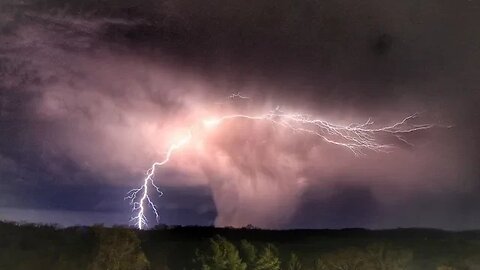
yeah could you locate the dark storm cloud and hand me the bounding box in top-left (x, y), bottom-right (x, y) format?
top-left (82, 0), bottom-right (480, 110)
top-left (291, 176), bottom-right (480, 230)
top-left (291, 183), bottom-right (379, 229)
top-left (0, 0), bottom-right (478, 228)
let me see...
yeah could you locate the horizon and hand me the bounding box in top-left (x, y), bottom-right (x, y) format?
top-left (4, 218), bottom-right (480, 233)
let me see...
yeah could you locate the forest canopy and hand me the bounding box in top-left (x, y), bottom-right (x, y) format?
top-left (1, 221), bottom-right (480, 269)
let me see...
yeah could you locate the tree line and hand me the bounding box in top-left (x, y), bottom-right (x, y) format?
top-left (1, 221), bottom-right (480, 269)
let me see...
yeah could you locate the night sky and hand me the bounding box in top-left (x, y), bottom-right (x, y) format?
top-left (0, 0), bottom-right (479, 229)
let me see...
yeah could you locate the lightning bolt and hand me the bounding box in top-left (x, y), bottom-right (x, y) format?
top-left (125, 132), bottom-right (192, 229)
top-left (126, 96), bottom-right (439, 229)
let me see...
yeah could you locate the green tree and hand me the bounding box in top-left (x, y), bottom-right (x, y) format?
top-left (437, 266), bottom-right (458, 270)
top-left (194, 235), bottom-right (246, 270)
top-left (240, 240), bottom-right (257, 269)
top-left (314, 258), bottom-right (328, 270)
top-left (286, 253), bottom-right (302, 270)
top-left (463, 254), bottom-right (480, 270)
top-left (89, 226), bottom-right (149, 270)
top-left (365, 243), bottom-right (412, 270)
top-left (316, 247), bottom-right (367, 270)
top-left (253, 244), bottom-right (280, 270)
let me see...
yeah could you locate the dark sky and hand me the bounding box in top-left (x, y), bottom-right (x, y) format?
top-left (0, 0), bottom-right (479, 229)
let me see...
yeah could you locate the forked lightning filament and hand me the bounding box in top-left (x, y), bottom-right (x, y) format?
top-left (126, 96), bottom-right (436, 229)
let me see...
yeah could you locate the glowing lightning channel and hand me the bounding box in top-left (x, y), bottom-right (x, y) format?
top-left (203, 111), bottom-right (435, 155)
top-left (126, 132), bottom-right (192, 229)
top-left (127, 98), bottom-right (439, 229)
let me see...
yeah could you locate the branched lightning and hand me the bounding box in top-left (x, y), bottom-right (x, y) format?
top-left (126, 95), bottom-right (438, 229)
top-left (125, 132), bottom-right (192, 229)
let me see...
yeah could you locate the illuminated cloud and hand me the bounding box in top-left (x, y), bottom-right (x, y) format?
top-left (0, 0), bottom-right (478, 229)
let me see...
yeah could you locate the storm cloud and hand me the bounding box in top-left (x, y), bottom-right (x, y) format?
top-left (0, 0), bottom-right (478, 229)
